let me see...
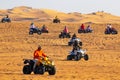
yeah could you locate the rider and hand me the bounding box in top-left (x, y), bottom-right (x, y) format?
top-left (30, 22), bottom-right (36, 29)
top-left (72, 33), bottom-right (77, 39)
top-left (55, 16), bottom-right (58, 19)
top-left (72, 39), bottom-right (82, 53)
top-left (106, 24), bottom-right (112, 33)
top-left (33, 45), bottom-right (47, 70)
top-left (63, 26), bottom-right (69, 35)
top-left (86, 25), bottom-right (92, 32)
top-left (80, 24), bottom-right (85, 31)
top-left (41, 24), bottom-right (47, 30)
top-left (6, 15), bottom-right (9, 18)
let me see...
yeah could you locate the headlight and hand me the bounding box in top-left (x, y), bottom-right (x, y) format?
top-left (51, 61), bottom-right (54, 65)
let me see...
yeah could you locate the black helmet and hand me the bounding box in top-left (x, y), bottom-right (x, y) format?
top-left (31, 22), bottom-right (34, 25)
top-left (38, 45), bottom-right (41, 50)
top-left (73, 33), bottom-right (76, 37)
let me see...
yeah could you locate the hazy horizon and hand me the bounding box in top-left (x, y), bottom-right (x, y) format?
top-left (0, 0), bottom-right (120, 16)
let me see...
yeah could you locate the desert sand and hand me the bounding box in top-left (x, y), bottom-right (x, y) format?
top-left (0, 22), bottom-right (120, 80)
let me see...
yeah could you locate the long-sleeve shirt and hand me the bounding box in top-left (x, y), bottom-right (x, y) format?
top-left (63, 27), bottom-right (68, 33)
top-left (33, 49), bottom-right (46, 59)
top-left (30, 24), bottom-right (36, 28)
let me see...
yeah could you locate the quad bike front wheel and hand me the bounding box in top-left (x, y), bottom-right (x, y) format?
top-left (67, 35), bottom-right (71, 38)
top-left (29, 31), bottom-right (33, 35)
top-left (46, 31), bottom-right (49, 33)
top-left (67, 55), bottom-right (72, 60)
top-left (74, 55), bottom-right (80, 61)
top-left (37, 31), bottom-right (41, 35)
top-left (84, 54), bottom-right (89, 61)
top-left (68, 42), bottom-right (72, 46)
top-left (74, 53), bottom-right (81, 61)
top-left (112, 31), bottom-right (118, 34)
top-left (79, 42), bottom-right (82, 46)
top-left (59, 35), bottom-right (61, 38)
top-left (34, 66), bottom-right (45, 75)
top-left (48, 66), bottom-right (56, 75)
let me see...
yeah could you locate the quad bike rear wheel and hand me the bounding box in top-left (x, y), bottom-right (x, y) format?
top-left (23, 65), bottom-right (32, 74)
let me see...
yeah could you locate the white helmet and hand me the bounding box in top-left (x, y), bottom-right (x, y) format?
top-left (73, 38), bottom-right (81, 42)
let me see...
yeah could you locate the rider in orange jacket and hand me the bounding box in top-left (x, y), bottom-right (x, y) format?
top-left (33, 45), bottom-right (47, 70)
top-left (34, 46), bottom-right (46, 59)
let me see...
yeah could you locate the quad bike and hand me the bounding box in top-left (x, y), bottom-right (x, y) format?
top-left (53, 18), bottom-right (60, 23)
top-left (59, 32), bottom-right (71, 38)
top-left (68, 38), bottom-right (82, 46)
top-left (85, 29), bottom-right (93, 33)
top-left (78, 29), bottom-right (86, 33)
top-left (29, 28), bottom-right (42, 35)
top-left (1, 17), bottom-right (11, 23)
top-left (105, 29), bottom-right (118, 34)
top-left (78, 29), bottom-right (92, 33)
top-left (67, 49), bottom-right (89, 61)
top-left (41, 28), bottom-right (49, 33)
top-left (23, 57), bottom-right (56, 75)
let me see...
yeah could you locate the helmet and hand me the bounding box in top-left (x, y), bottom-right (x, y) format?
top-left (38, 45), bottom-right (41, 50)
top-left (72, 33), bottom-right (76, 38)
top-left (31, 22), bottom-right (34, 25)
top-left (73, 38), bottom-right (81, 42)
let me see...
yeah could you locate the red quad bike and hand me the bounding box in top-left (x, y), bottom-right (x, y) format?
top-left (41, 27), bottom-right (49, 33)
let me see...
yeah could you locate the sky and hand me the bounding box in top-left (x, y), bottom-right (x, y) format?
top-left (0, 0), bottom-right (120, 16)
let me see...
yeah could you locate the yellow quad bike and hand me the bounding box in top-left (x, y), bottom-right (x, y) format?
top-left (23, 57), bottom-right (56, 75)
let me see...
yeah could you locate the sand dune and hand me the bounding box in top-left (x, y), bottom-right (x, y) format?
top-left (0, 6), bottom-right (120, 23)
top-left (0, 22), bottom-right (120, 80)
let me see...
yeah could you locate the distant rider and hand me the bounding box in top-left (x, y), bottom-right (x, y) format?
top-left (86, 25), bottom-right (92, 32)
top-left (80, 24), bottom-right (85, 31)
top-left (30, 23), bottom-right (36, 29)
top-left (55, 16), bottom-right (58, 19)
top-left (106, 24), bottom-right (112, 33)
top-left (72, 39), bottom-right (82, 53)
top-left (63, 26), bottom-right (69, 35)
top-left (41, 24), bottom-right (47, 31)
top-left (72, 33), bottom-right (77, 39)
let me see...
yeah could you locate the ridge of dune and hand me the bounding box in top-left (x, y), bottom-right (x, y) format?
top-left (0, 6), bottom-right (120, 23)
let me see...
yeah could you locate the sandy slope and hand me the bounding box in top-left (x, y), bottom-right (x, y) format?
top-left (0, 22), bottom-right (120, 80)
top-left (0, 6), bottom-right (120, 23)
